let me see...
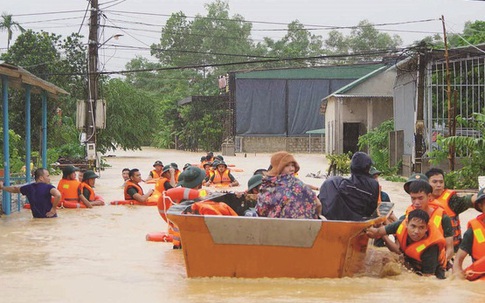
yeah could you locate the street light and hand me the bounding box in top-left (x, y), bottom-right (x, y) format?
top-left (99, 34), bottom-right (123, 48)
top-left (85, 33), bottom-right (123, 170)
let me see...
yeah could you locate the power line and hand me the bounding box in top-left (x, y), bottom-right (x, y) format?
top-left (12, 10), bottom-right (87, 17)
top-left (44, 48), bottom-right (402, 76)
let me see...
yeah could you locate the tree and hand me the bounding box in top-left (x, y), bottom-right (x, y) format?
top-left (260, 20), bottom-right (324, 68)
top-left (1, 30), bottom-right (86, 152)
top-left (325, 20), bottom-right (402, 62)
top-left (96, 79), bottom-right (158, 152)
top-left (0, 13), bottom-right (25, 50)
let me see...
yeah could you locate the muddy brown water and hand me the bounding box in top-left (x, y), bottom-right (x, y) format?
top-left (1, 148), bottom-right (484, 302)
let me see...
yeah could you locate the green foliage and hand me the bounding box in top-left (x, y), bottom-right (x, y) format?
top-left (0, 30), bottom-right (87, 152)
top-left (97, 79), bottom-right (158, 152)
top-left (429, 112), bottom-right (485, 189)
top-left (324, 20), bottom-right (402, 63)
top-left (326, 152), bottom-right (351, 175)
top-left (0, 127), bottom-right (24, 172)
top-left (357, 120), bottom-right (401, 175)
top-left (0, 13), bottom-right (25, 49)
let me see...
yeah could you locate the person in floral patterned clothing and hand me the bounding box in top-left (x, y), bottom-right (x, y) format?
top-left (256, 151), bottom-right (322, 219)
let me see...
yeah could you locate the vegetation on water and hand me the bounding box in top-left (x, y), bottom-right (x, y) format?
top-left (325, 152), bottom-right (352, 176)
top-left (1, 2), bottom-right (484, 173)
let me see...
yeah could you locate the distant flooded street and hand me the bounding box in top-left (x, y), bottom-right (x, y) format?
top-left (1, 148), bottom-right (484, 302)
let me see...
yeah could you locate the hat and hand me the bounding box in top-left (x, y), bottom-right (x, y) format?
top-left (153, 160), bottom-right (163, 167)
top-left (350, 152), bottom-right (373, 174)
top-left (369, 167), bottom-right (381, 176)
top-left (247, 174), bottom-right (263, 192)
top-left (178, 166), bottom-right (206, 189)
top-left (215, 155), bottom-right (224, 161)
top-left (183, 163), bottom-right (192, 170)
top-left (200, 156), bottom-right (206, 162)
top-left (267, 151), bottom-right (300, 176)
top-left (212, 160), bottom-right (220, 168)
top-left (162, 165), bottom-right (172, 174)
top-left (403, 173), bottom-right (429, 193)
top-left (216, 161), bottom-right (227, 168)
top-left (62, 165), bottom-right (79, 177)
top-left (474, 187), bottom-right (485, 212)
top-left (170, 162), bottom-right (179, 170)
top-left (203, 162), bottom-right (212, 168)
top-left (82, 170), bottom-right (99, 181)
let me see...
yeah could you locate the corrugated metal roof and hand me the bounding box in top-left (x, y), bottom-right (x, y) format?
top-left (235, 63), bottom-right (385, 79)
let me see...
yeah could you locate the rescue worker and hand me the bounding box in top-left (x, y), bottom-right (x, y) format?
top-left (425, 168), bottom-right (478, 252)
top-left (154, 165), bottom-right (176, 193)
top-left (367, 208), bottom-right (447, 279)
top-left (57, 165), bottom-right (81, 204)
top-left (124, 168), bottom-right (154, 202)
top-left (205, 161), bottom-right (239, 187)
top-left (453, 187), bottom-right (485, 280)
top-left (147, 160), bottom-right (163, 181)
top-left (78, 170), bottom-right (105, 208)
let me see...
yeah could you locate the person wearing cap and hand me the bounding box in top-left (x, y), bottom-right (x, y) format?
top-left (206, 151), bottom-right (214, 163)
top-left (318, 152), bottom-right (379, 221)
top-left (453, 187), bottom-right (485, 280)
top-left (202, 162), bottom-right (212, 182)
top-left (170, 163), bottom-right (181, 182)
top-left (242, 174), bottom-right (264, 217)
top-left (154, 165), bottom-right (176, 193)
top-left (205, 161), bottom-right (239, 187)
top-left (425, 168), bottom-right (478, 252)
top-left (369, 167), bottom-right (391, 203)
top-left (57, 165), bottom-right (81, 203)
top-left (367, 208), bottom-right (448, 279)
top-left (368, 178), bottom-right (455, 262)
top-left (78, 170), bottom-right (105, 208)
top-left (124, 168), bottom-right (154, 202)
top-left (256, 151), bottom-right (321, 219)
top-left (147, 160), bottom-right (164, 181)
top-left (0, 168), bottom-right (61, 218)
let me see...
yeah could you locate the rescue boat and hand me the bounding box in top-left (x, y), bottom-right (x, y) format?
top-left (167, 198), bottom-right (393, 279)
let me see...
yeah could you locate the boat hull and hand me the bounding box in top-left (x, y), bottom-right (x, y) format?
top-left (168, 204), bottom-right (387, 278)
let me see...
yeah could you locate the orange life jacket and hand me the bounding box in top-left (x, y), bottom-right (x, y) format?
top-left (155, 177), bottom-right (170, 193)
top-left (79, 182), bottom-right (95, 201)
top-left (212, 169), bottom-right (231, 185)
top-left (405, 205), bottom-right (445, 234)
top-left (396, 218), bottom-right (447, 270)
top-left (124, 180), bottom-right (143, 200)
top-left (174, 170), bottom-right (181, 182)
top-left (150, 169), bottom-right (161, 179)
top-left (57, 179), bottom-right (81, 202)
top-left (430, 189), bottom-right (461, 247)
top-left (467, 214), bottom-right (485, 262)
top-left (190, 201), bottom-right (238, 216)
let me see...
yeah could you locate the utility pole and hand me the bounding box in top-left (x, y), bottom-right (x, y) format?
top-left (442, 15), bottom-right (455, 171)
top-left (86, 0), bottom-right (99, 169)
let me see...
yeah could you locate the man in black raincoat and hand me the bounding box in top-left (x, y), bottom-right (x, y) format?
top-left (318, 152), bottom-right (379, 221)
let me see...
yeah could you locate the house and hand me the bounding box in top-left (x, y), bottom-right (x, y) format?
top-left (321, 65), bottom-right (395, 154)
top-left (393, 44), bottom-right (485, 175)
top-left (231, 63), bottom-right (386, 153)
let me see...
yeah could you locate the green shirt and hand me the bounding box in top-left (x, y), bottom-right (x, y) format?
top-left (448, 193), bottom-right (474, 215)
top-left (390, 215), bottom-right (453, 238)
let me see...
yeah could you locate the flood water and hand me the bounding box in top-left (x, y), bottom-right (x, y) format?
top-left (1, 148), bottom-right (484, 302)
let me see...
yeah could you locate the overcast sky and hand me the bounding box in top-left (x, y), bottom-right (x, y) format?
top-left (1, 0), bottom-right (484, 72)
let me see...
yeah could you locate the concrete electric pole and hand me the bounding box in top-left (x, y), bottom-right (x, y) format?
top-left (86, 0), bottom-right (99, 169)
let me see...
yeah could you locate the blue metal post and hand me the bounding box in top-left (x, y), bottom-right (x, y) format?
top-left (2, 75), bottom-right (11, 215)
top-left (41, 92), bottom-right (47, 169)
top-left (25, 85), bottom-right (32, 183)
